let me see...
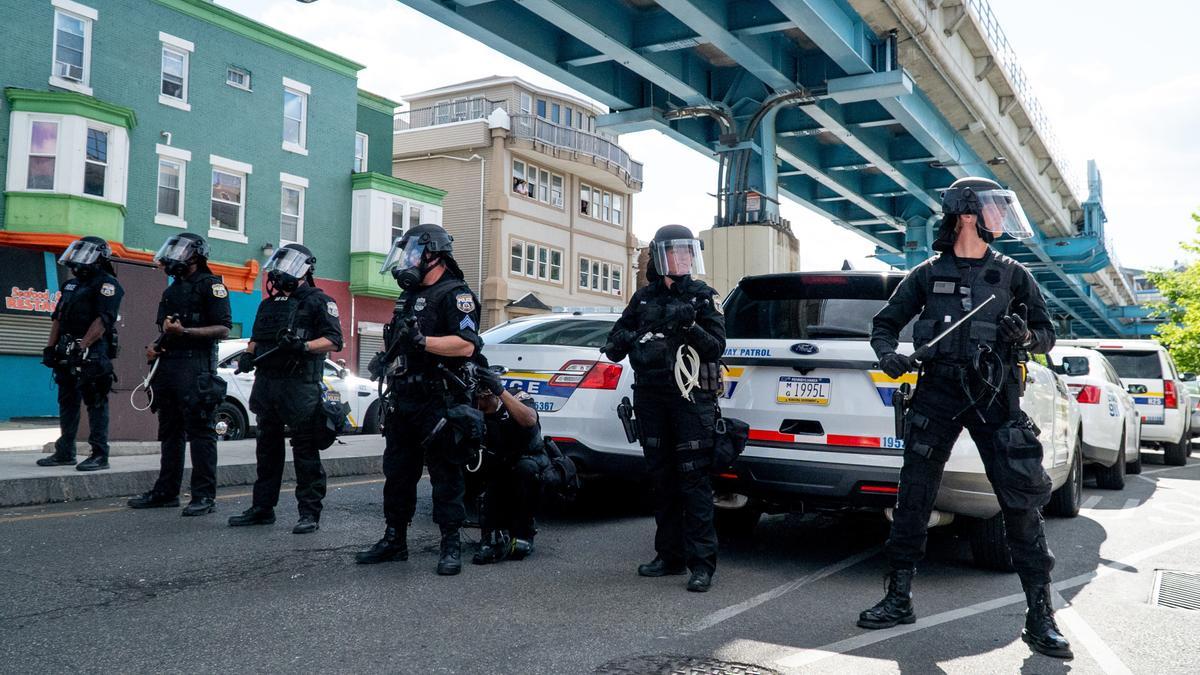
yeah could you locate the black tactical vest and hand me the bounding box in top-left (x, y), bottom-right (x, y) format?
top-left (252, 285), bottom-right (323, 379)
top-left (387, 276), bottom-right (472, 375)
top-left (911, 252), bottom-right (1016, 363)
top-left (159, 273), bottom-right (221, 356)
top-left (628, 279), bottom-right (718, 377)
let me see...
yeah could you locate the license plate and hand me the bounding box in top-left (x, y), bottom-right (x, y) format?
top-left (777, 376), bottom-right (831, 405)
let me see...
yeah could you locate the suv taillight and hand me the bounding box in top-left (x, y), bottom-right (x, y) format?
top-left (1165, 380), bottom-right (1178, 408)
top-left (1072, 384), bottom-right (1101, 404)
top-left (547, 360), bottom-right (623, 390)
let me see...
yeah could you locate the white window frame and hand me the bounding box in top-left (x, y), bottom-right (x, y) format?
top-left (282, 77), bottom-right (310, 155)
top-left (511, 159), bottom-right (562, 208)
top-left (611, 265), bottom-right (622, 296)
top-left (226, 66), bottom-right (251, 91)
top-left (154, 144), bottom-right (190, 228)
top-left (208, 154), bottom-right (252, 243)
top-left (510, 238), bottom-right (525, 275)
top-left (49, 1), bottom-right (96, 96)
top-left (578, 256), bottom-right (590, 290)
top-left (612, 193), bottom-right (623, 226)
top-left (354, 132), bottom-right (369, 173)
top-left (158, 32), bottom-right (193, 111)
top-left (26, 119), bottom-right (61, 192)
top-left (82, 125), bottom-right (108, 198)
top-left (279, 173), bottom-right (307, 246)
top-left (390, 198), bottom-right (408, 244)
top-left (519, 92), bottom-right (532, 116)
top-left (510, 239), bottom-right (563, 284)
top-left (549, 249), bottom-right (562, 283)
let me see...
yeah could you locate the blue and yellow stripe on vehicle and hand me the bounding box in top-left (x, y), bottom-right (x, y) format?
top-left (869, 371), bottom-right (918, 406)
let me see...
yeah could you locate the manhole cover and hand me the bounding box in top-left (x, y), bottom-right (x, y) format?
top-left (594, 654), bottom-right (780, 675)
top-left (1151, 570), bottom-right (1200, 611)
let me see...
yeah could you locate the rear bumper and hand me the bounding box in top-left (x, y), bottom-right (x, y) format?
top-left (1140, 413), bottom-right (1184, 443)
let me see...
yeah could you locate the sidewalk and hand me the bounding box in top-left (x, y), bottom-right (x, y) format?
top-left (0, 434), bottom-right (384, 507)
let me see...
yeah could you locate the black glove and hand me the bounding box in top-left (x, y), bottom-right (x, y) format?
top-left (277, 332), bottom-right (307, 354)
top-left (999, 313), bottom-right (1030, 345)
top-left (396, 321), bottom-right (427, 352)
top-left (41, 345), bottom-right (56, 368)
top-left (476, 367), bottom-right (505, 396)
top-left (234, 351), bottom-right (256, 374)
top-left (670, 302), bottom-right (697, 327)
top-left (601, 329), bottom-right (634, 362)
top-left (879, 352), bottom-right (913, 379)
top-left (367, 351), bottom-right (387, 381)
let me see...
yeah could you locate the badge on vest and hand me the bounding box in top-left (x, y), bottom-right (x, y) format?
top-left (414, 297), bottom-right (427, 312)
top-left (326, 301), bottom-right (340, 318)
top-left (64, 282), bottom-right (77, 291)
top-left (212, 283), bottom-right (228, 298)
top-left (455, 293), bottom-right (475, 313)
top-left (100, 283), bottom-right (116, 297)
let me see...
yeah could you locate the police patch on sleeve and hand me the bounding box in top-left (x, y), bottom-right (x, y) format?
top-left (100, 283), bottom-right (116, 297)
top-left (455, 292), bottom-right (476, 313)
top-left (212, 283), bottom-right (228, 299)
top-left (326, 301), bottom-right (340, 318)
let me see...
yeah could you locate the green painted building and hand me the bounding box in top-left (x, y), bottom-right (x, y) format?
top-left (0, 0), bottom-right (441, 419)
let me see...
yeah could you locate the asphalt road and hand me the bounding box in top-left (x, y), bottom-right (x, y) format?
top-left (3, 449), bottom-right (1200, 674)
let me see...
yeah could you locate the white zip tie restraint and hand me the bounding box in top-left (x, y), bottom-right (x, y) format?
top-left (130, 358), bottom-right (160, 412)
top-left (675, 344), bottom-right (701, 400)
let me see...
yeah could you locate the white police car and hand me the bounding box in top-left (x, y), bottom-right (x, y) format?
top-left (1048, 345), bottom-right (1142, 486)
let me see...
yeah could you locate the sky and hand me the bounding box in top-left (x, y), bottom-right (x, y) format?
top-left (218, 0), bottom-right (1200, 273)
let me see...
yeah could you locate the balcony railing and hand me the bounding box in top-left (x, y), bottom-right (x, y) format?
top-left (393, 99), bottom-right (506, 131)
top-left (509, 114), bottom-right (643, 185)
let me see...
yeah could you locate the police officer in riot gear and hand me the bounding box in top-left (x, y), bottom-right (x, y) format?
top-left (471, 365), bottom-right (549, 564)
top-left (860, 177), bottom-right (1071, 659)
top-left (601, 224), bottom-right (726, 593)
top-left (39, 236), bottom-right (123, 471)
top-left (127, 234), bottom-right (231, 515)
top-left (227, 243), bottom-right (343, 534)
top-left (356, 224), bottom-right (483, 575)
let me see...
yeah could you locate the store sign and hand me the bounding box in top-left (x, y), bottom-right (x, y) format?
top-left (5, 287), bottom-right (59, 313)
top-left (0, 247), bottom-right (59, 316)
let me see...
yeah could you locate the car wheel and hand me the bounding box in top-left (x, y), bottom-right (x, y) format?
top-left (714, 505), bottom-right (762, 541)
top-left (360, 400), bottom-right (382, 435)
top-left (968, 514), bottom-right (1014, 572)
top-left (1164, 433), bottom-right (1188, 466)
top-left (214, 400), bottom-right (248, 441)
top-left (1095, 434), bottom-right (1126, 490)
top-left (1126, 441), bottom-right (1143, 475)
top-left (1047, 434), bottom-right (1083, 518)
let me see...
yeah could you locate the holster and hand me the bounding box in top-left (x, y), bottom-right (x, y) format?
top-left (616, 396), bottom-right (639, 444)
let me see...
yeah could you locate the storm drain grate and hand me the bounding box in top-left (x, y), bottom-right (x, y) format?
top-left (1151, 570), bottom-right (1200, 611)
top-left (594, 654), bottom-right (781, 675)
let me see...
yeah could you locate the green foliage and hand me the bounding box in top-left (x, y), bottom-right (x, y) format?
top-left (1147, 211), bottom-right (1200, 371)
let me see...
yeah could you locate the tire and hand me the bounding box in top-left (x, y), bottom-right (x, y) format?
top-left (1164, 433), bottom-right (1188, 466)
top-left (1095, 434), bottom-right (1126, 490)
top-left (214, 400), bottom-right (248, 441)
top-left (360, 400), bottom-right (382, 435)
top-left (968, 514), bottom-right (1014, 572)
top-left (714, 505), bottom-right (762, 541)
top-left (1047, 434), bottom-right (1083, 518)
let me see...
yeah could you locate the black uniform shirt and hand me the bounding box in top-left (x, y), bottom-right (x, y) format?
top-left (608, 276), bottom-right (725, 375)
top-left (156, 270), bottom-right (233, 353)
top-left (390, 274), bottom-right (482, 373)
top-left (53, 271), bottom-right (123, 339)
top-left (483, 392), bottom-right (542, 462)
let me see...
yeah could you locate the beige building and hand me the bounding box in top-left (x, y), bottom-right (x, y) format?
top-left (392, 76), bottom-right (643, 329)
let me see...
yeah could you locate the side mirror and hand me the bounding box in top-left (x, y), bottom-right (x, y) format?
top-left (1182, 372), bottom-right (1196, 382)
top-left (337, 367), bottom-right (349, 379)
top-left (1062, 357), bottom-right (1090, 377)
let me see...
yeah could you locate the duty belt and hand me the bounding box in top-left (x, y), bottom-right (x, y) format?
top-left (920, 361), bottom-right (967, 379)
top-left (158, 348), bottom-right (214, 360)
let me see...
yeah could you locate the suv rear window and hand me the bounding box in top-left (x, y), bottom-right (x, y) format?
top-left (485, 319), bottom-right (613, 348)
top-left (1097, 350), bottom-right (1162, 379)
top-left (724, 274), bottom-right (913, 341)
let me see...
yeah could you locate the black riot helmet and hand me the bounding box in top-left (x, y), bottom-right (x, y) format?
top-left (380, 223), bottom-right (461, 290)
top-left (933, 176), bottom-right (1035, 252)
top-left (153, 232), bottom-right (210, 277)
top-left (263, 243), bottom-right (316, 295)
top-left (59, 236), bottom-right (115, 279)
top-left (648, 224), bottom-right (705, 282)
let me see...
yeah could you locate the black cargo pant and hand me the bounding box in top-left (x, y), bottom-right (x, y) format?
top-left (52, 355), bottom-right (113, 460)
top-left (480, 453), bottom-right (549, 540)
top-left (383, 386), bottom-right (467, 530)
top-left (249, 373), bottom-right (326, 519)
top-left (634, 385), bottom-right (719, 574)
top-left (889, 368), bottom-right (1055, 585)
top-left (150, 357), bottom-right (220, 500)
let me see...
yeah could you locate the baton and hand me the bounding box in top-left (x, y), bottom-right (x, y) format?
top-left (912, 294), bottom-right (997, 364)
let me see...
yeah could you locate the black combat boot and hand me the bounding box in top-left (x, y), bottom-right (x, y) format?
top-left (355, 527), bottom-right (408, 564)
top-left (472, 530), bottom-right (511, 565)
top-left (637, 557), bottom-right (687, 577)
top-left (128, 491), bottom-right (180, 509)
top-left (1021, 582), bottom-right (1073, 659)
top-left (857, 569), bottom-right (916, 629)
top-left (76, 454), bottom-right (109, 471)
top-left (686, 568), bottom-right (713, 593)
top-left (227, 506), bottom-right (275, 527)
top-left (436, 527), bottom-right (462, 576)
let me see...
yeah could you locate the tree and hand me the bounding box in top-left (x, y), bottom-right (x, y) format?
top-left (1147, 211), bottom-right (1200, 372)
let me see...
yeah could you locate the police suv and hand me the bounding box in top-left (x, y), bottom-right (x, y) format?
top-left (714, 271), bottom-right (1083, 570)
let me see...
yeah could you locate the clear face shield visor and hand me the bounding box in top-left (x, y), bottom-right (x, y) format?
top-left (651, 238), bottom-right (705, 277)
top-left (945, 187), bottom-right (1035, 240)
top-left (379, 237), bottom-right (428, 275)
top-left (262, 247), bottom-right (312, 279)
top-left (58, 240), bottom-right (105, 266)
top-left (152, 237), bottom-right (196, 265)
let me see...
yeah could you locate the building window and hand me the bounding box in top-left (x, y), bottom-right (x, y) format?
top-left (26, 121), bottom-right (59, 190)
top-left (391, 199), bottom-right (405, 243)
top-left (602, 191), bottom-right (611, 223)
top-left (525, 243), bottom-right (536, 277)
top-left (280, 183), bottom-right (304, 244)
top-left (512, 160), bottom-right (528, 196)
top-left (511, 240), bottom-right (564, 283)
top-left (579, 183), bottom-right (624, 225)
top-left (550, 174), bottom-right (563, 208)
top-left (354, 132), bottom-right (368, 172)
top-left (576, 258), bottom-right (621, 295)
top-left (564, 106), bottom-right (573, 127)
top-left (591, 260), bottom-right (601, 290)
top-left (576, 111), bottom-right (583, 128)
top-left (612, 194), bottom-right (623, 226)
top-left (156, 158), bottom-right (184, 219)
top-left (520, 92), bottom-right (532, 115)
top-left (550, 103), bottom-right (561, 124)
top-left (210, 168), bottom-right (245, 235)
top-left (579, 185), bottom-right (590, 216)
top-left (578, 256), bottom-right (590, 289)
top-left (82, 127), bottom-right (107, 197)
top-left (549, 249), bottom-right (562, 283)
top-left (510, 240), bottom-right (523, 274)
top-left (282, 78), bottom-right (310, 153)
top-left (536, 99), bottom-right (547, 119)
top-left (511, 160), bottom-right (562, 208)
top-left (227, 66), bottom-right (251, 90)
top-left (161, 47), bottom-right (186, 100)
top-left (409, 203), bottom-right (422, 228)
top-left (612, 266), bottom-right (622, 295)
top-left (51, 2), bottom-right (95, 93)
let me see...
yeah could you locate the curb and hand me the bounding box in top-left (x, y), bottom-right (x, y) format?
top-left (0, 455), bottom-right (383, 508)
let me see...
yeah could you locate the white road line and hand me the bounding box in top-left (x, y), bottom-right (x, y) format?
top-left (1140, 463), bottom-right (1199, 476)
top-left (682, 547), bottom-right (881, 634)
top-left (1080, 495), bottom-right (1102, 509)
top-left (1051, 588), bottom-right (1134, 675)
top-left (773, 529), bottom-right (1200, 669)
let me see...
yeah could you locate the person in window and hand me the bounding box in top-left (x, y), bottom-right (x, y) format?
top-left (514, 179), bottom-right (529, 196)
